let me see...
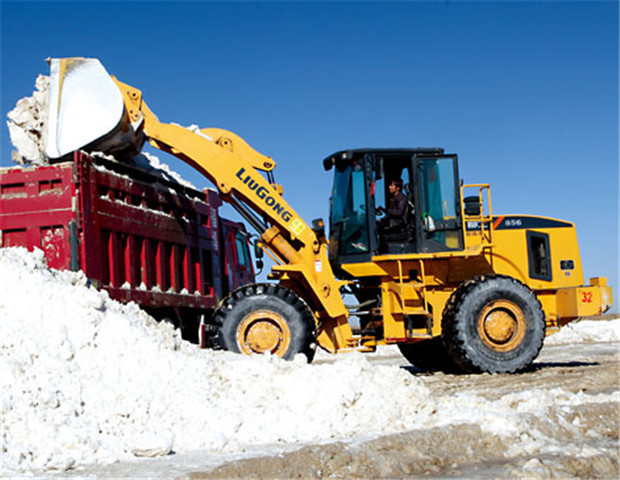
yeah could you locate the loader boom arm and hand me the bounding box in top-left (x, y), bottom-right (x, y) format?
top-left (119, 79), bottom-right (349, 320)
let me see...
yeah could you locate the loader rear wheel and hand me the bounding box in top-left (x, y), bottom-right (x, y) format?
top-left (214, 283), bottom-right (317, 362)
top-left (441, 275), bottom-right (545, 374)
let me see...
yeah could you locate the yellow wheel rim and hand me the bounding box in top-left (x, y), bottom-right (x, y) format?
top-left (236, 310), bottom-right (291, 357)
top-left (477, 300), bottom-right (526, 352)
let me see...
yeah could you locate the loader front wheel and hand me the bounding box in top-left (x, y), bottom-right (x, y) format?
top-left (442, 275), bottom-right (545, 374)
top-left (214, 284), bottom-right (316, 362)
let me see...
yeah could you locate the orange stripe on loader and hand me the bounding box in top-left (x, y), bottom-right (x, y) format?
top-left (492, 216), bottom-right (505, 230)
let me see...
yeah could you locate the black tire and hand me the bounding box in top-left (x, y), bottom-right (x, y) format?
top-left (442, 275), bottom-right (545, 374)
top-left (397, 337), bottom-right (456, 372)
top-left (213, 283), bottom-right (317, 362)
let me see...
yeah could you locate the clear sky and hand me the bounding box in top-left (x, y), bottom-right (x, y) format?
top-left (1, 0), bottom-right (618, 309)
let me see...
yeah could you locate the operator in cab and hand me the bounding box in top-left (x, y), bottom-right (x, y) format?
top-left (378, 178), bottom-right (407, 233)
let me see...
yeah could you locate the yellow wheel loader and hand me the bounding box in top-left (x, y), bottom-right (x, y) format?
top-left (43, 58), bottom-right (613, 373)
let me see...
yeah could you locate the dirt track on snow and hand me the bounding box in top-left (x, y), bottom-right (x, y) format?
top-left (41, 332), bottom-right (619, 480)
top-left (191, 342), bottom-right (619, 480)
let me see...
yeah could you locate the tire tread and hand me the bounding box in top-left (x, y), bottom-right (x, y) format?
top-left (441, 275), bottom-right (545, 374)
top-left (212, 283), bottom-right (317, 361)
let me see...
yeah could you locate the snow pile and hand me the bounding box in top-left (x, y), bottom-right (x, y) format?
top-left (178, 123), bottom-right (214, 142)
top-left (131, 151), bottom-right (198, 189)
top-left (6, 75), bottom-right (50, 165)
top-left (546, 319), bottom-right (620, 345)
top-left (0, 248), bottom-right (428, 472)
top-left (89, 150), bottom-right (198, 190)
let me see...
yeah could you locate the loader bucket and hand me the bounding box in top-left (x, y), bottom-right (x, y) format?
top-left (46, 58), bottom-right (143, 159)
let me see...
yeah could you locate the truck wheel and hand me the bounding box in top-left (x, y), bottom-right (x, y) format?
top-left (214, 283), bottom-right (317, 362)
top-left (441, 275), bottom-right (545, 374)
top-left (397, 338), bottom-right (455, 372)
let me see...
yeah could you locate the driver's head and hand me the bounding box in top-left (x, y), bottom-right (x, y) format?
top-left (389, 178), bottom-right (403, 195)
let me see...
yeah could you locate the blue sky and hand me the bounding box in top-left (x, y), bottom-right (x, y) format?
top-left (1, 1), bottom-right (618, 308)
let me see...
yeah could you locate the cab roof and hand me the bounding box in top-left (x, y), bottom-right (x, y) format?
top-left (322, 148), bottom-right (445, 170)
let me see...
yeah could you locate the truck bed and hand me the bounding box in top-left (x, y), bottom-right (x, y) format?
top-left (1, 152), bottom-right (252, 318)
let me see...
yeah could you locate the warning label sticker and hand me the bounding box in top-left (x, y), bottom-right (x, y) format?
top-left (290, 218), bottom-right (305, 236)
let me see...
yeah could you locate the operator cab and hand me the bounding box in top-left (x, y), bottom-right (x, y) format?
top-left (323, 148), bottom-right (464, 270)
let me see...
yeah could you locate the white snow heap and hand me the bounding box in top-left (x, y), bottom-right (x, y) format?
top-left (0, 248), bottom-right (428, 472)
top-left (6, 75), bottom-right (50, 165)
top-left (130, 151), bottom-right (198, 189)
top-left (545, 319), bottom-right (620, 344)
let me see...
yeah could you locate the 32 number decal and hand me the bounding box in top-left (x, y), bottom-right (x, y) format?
top-left (581, 292), bottom-right (593, 303)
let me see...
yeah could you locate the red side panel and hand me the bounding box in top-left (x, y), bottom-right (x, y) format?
top-left (0, 151), bottom-right (237, 311)
top-left (73, 151), bottom-right (222, 309)
top-left (0, 162), bottom-right (76, 270)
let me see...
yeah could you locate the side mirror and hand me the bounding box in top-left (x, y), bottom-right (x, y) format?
top-left (424, 214), bottom-right (436, 232)
top-left (374, 156), bottom-right (383, 180)
top-left (253, 243), bottom-right (264, 271)
top-left (312, 218), bottom-right (326, 242)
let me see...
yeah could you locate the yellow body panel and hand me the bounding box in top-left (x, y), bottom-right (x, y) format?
top-left (344, 211), bottom-right (611, 346)
top-left (488, 220), bottom-right (584, 289)
top-left (545, 282), bottom-right (613, 323)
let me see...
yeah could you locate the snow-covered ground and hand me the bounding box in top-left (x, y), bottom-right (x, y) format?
top-left (1, 248), bottom-right (618, 478)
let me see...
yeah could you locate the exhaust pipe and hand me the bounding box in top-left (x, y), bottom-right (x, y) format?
top-left (46, 58), bottom-right (144, 159)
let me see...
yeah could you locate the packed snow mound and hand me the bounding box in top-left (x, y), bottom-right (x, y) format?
top-left (545, 319), bottom-right (620, 345)
top-left (2, 248), bottom-right (618, 474)
top-left (0, 248), bottom-right (428, 472)
top-left (7, 75), bottom-right (50, 165)
top-left (131, 151), bottom-right (198, 189)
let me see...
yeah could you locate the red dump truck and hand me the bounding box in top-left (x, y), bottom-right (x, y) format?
top-left (0, 151), bottom-right (255, 344)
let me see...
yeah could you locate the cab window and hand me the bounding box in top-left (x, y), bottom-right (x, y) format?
top-left (234, 233), bottom-right (250, 268)
top-left (418, 157), bottom-right (463, 251)
top-left (330, 161), bottom-right (370, 255)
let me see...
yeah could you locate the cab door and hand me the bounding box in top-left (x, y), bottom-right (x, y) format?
top-left (221, 220), bottom-right (255, 293)
top-left (231, 229), bottom-right (255, 289)
top-left (414, 155), bottom-right (464, 253)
